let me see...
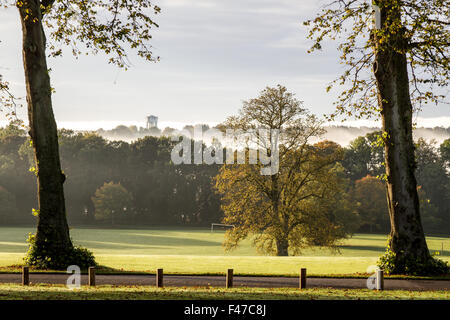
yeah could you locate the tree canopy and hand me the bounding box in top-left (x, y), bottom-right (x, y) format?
top-left (304, 0), bottom-right (449, 119)
top-left (215, 86), bottom-right (359, 256)
top-left (0, 0), bottom-right (162, 269)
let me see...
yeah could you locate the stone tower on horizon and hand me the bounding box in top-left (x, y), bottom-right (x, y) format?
top-left (146, 115), bottom-right (158, 129)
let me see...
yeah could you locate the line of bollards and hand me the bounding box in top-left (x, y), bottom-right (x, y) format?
top-left (299, 268), bottom-right (307, 289)
top-left (376, 270), bottom-right (384, 290)
top-left (88, 266), bottom-right (95, 286)
top-left (22, 266), bottom-right (29, 286)
top-left (156, 268), bottom-right (163, 288)
top-left (226, 269), bottom-right (233, 288)
top-left (20, 267), bottom-right (385, 290)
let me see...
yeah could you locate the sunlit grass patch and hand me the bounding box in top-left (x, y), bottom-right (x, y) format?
top-left (0, 227), bottom-right (448, 276)
top-left (0, 283), bottom-right (448, 300)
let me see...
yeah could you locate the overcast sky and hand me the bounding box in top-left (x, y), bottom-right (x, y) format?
top-left (0, 0), bottom-right (448, 130)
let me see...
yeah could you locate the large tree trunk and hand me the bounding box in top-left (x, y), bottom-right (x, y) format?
top-left (276, 239), bottom-right (289, 256)
top-left (373, 7), bottom-right (432, 272)
top-left (18, 0), bottom-right (73, 263)
top-left (271, 174), bottom-right (289, 256)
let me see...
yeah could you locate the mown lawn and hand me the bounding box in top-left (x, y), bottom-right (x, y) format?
top-left (0, 227), bottom-right (449, 276)
top-left (0, 283), bottom-right (449, 300)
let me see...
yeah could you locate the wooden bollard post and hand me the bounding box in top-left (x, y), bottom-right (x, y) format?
top-left (88, 267), bottom-right (96, 286)
top-left (376, 270), bottom-right (384, 291)
top-left (156, 268), bottom-right (163, 288)
top-left (226, 269), bottom-right (233, 288)
top-left (22, 266), bottom-right (29, 286)
top-left (299, 268), bottom-right (307, 289)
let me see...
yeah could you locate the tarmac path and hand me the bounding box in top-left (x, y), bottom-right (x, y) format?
top-left (0, 273), bottom-right (449, 291)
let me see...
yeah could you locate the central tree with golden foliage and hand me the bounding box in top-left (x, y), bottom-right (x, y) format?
top-left (215, 85), bottom-right (359, 256)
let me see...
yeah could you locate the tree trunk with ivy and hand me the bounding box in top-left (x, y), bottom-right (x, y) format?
top-left (373, 6), bottom-right (431, 273)
top-left (305, 0), bottom-right (449, 275)
top-left (18, 0), bottom-right (74, 267)
top-left (9, 0), bottom-right (158, 269)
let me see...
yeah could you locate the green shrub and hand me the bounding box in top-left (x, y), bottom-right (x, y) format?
top-left (377, 245), bottom-right (449, 276)
top-left (24, 233), bottom-right (96, 270)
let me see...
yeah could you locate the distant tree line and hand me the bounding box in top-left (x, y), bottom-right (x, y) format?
top-left (0, 122), bottom-right (448, 234)
top-left (342, 131), bottom-right (450, 234)
top-left (0, 124), bottom-right (222, 227)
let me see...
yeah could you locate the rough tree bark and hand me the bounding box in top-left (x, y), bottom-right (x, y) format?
top-left (18, 0), bottom-right (73, 259)
top-left (373, 6), bottom-right (432, 268)
top-left (271, 174), bottom-right (289, 256)
top-left (276, 239), bottom-right (289, 256)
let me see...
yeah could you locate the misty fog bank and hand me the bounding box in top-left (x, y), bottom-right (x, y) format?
top-left (91, 125), bottom-right (450, 147)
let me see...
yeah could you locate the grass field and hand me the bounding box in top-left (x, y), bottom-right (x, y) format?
top-left (1, 283), bottom-right (449, 300)
top-left (0, 227), bottom-right (449, 276)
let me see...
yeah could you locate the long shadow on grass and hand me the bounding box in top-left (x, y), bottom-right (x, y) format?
top-left (349, 235), bottom-right (388, 241)
top-left (120, 233), bottom-right (221, 246)
top-left (76, 235), bottom-right (220, 250)
top-left (338, 245), bottom-right (385, 252)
